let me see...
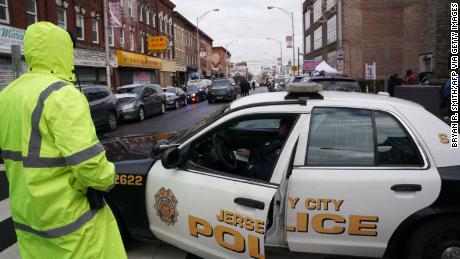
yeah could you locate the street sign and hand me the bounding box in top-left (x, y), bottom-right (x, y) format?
top-left (147, 36), bottom-right (168, 53)
top-left (303, 60), bottom-right (316, 72)
top-left (108, 0), bottom-right (122, 27)
top-left (291, 65), bottom-right (298, 72)
top-left (365, 62), bottom-right (377, 80)
top-left (286, 36), bottom-right (293, 48)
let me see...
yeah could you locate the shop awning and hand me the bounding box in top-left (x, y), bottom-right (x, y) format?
top-left (161, 60), bottom-right (176, 72)
top-left (116, 50), bottom-right (162, 70)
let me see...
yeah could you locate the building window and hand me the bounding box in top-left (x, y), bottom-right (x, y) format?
top-left (128, 0), bottom-right (133, 17)
top-left (164, 15), bottom-right (168, 34)
top-left (327, 0), bottom-right (337, 10)
top-left (120, 27), bottom-right (125, 48)
top-left (152, 11), bottom-right (156, 27)
top-left (305, 35), bottom-right (311, 54)
top-left (313, 0), bottom-right (322, 22)
top-left (314, 26), bottom-right (322, 50)
top-left (108, 27), bottom-right (114, 46)
top-left (0, 0), bottom-right (9, 23)
top-left (315, 55), bottom-right (323, 64)
top-left (76, 13), bottom-right (84, 40)
top-left (139, 5), bottom-right (143, 22)
top-left (140, 32), bottom-right (144, 53)
top-left (327, 15), bottom-right (337, 44)
top-left (304, 10), bottom-right (310, 30)
top-left (327, 51), bottom-right (337, 68)
top-left (57, 7), bottom-right (67, 29)
top-left (92, 19), bottom-right (99, 43)
top-left (120, 0), bottom-right (124, 12)
top-left (159, 12), bottom-right (163, 32)
top-left (129, 29), bottom-right (134, 51)
top-left (26, 0), bottom-right (37, 25)
top-left (169, 18), bottom-right (173, 36)
top-left (146, 9), bottom-right (150, 25)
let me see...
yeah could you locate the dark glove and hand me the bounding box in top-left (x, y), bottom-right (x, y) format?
top-left (86, 188), bottom-right (105, 210)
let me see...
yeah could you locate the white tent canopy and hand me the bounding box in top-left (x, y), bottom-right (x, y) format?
top-left (315, 61), bottom-right (338, 74)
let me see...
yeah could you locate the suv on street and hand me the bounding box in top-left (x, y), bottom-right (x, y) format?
top-left (81, 85), bottom-right (119, 131)
top-left (115, 84), bottom-right (166, 121)
top-left (102, 82), bottom-right (460, 259)
top-left (208, 78), bottom-right (236, 103)
top-left (163, 87), bottom-right (187, 109)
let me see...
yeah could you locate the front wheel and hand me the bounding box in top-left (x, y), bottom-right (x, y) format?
top-left (105, 111), bottom-right (117, 131)
top-left (404, 216), bottom-right (460, 259)
top-left (137, 107), bottom-right (145, 122)
top-left (174, 100), bottom-right (180, 110)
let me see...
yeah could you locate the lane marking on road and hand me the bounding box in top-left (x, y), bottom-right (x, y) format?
top-left (0, 198), bottom-right (11, 222)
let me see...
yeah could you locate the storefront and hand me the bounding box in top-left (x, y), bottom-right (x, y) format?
top-left (115, 50), bottom-right (162, 87)
top-left (74, 48), bottom-right (117, 86)
top-left (160, 60), bottom-right (176, 87)
top-left (0, 24), bottom-right (26, 85)
top-left (176, 64), bottom-right (187, 86)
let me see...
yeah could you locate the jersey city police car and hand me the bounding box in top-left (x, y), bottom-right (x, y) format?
top-left (103, 83), bottom-right (460, 259)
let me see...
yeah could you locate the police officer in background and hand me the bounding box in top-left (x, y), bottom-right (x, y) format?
top-left (238, 118), bottom-right (294, 181)
top-left (0, 22), bottom-right (126, 259)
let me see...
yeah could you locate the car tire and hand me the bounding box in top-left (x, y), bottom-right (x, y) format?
top-left (105, 111), bottom-right (117, 131)
top-left (404, 216), bottom-right (460, 259)
top-left (160, 103), bottom-right (166, 115)
top-left (106, 199), bottom-right (131, 248)
top-left (183, 98), bottom-right (188, 106)
top-left (174, 100), bottom-right (180, 110)
top-left (137, 107), bottom-right (145, 122)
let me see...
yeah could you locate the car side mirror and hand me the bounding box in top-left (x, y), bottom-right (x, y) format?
top-left (161, 147), bottom-right (183, 169)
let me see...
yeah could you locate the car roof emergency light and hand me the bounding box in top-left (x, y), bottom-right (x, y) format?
top-left (285, 82), bottom-right (324, 100)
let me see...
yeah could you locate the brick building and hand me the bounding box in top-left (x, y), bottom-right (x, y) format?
top-left (303, 0), bottom-right (423, 81)
top-left (113, 0), bottom-right (176, 87)
top-left (0, 0), bottom-right (112, 85)
top-left (174, 11), bottom-right (199, 81)
top-left (199, 30), bottom-right (213, 79)
top-left (211, 46), bottom-right (231, 78)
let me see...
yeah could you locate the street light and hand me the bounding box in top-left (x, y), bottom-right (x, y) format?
top-left (267, 37), bottom-right (283, 75)
top-left (196, 8), bottom-right (219, 79)
top-left (225, 40), bottom-right (239, 78)
top-left (267, 6), bottom-right (295, 75)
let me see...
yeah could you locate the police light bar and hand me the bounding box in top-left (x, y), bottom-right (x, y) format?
top-left (286, 82), bottom-right (323, 93)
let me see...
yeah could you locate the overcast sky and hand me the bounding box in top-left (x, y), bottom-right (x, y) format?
top-left (172, 0), bottom-right (304, 75)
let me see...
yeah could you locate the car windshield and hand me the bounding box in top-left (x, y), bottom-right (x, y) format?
top-left (293, 77), bottom-right (305, 83)
top-left (114, 87), bottom-right (142, 96)
top-left (173, 105), bottom-right (230, 143)
top-left (187, 86), bottom-right (198, 93)
top-left (275, 78), bottom-right (286, 84)
top-left (164, 88), bottom-right (176, 94)
top-left (212, 80), bottom-right (231, 87)
top-left (312, 80), bottom-right (361, 92)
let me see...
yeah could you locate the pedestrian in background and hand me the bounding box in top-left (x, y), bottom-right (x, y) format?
top-left (404, 69), bottom-right (417, 85)
top-left (0, 22), bottom-right (126, 259)
top-left (252, 81), bottom-right (256, 90)
top-left (388, 74), bottom-right (403, 97)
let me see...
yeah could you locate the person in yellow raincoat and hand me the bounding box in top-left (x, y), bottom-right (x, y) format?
top-left (0, 22), bottom-right (127, 259)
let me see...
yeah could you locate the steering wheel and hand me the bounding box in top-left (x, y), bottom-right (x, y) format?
top-left (212, 134), bottom-right (238, 170)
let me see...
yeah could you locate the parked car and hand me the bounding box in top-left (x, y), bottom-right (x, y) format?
top-left (274, 76), bottom-right (287, 91)
top-left (186, 85), bottom-right (206, 103)
top-left (114, 84), bottom-right (166, 121)
top-left (207, 78), bottom-right (236, 103)
top-left (163, 87), bottom-right (187, 109)
top-left (300, 76), bottom-right (362, 92)
top-left (80, 85), bottom-right (119, 131)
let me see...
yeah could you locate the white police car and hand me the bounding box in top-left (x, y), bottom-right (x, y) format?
top-left (105, 83), bottom-right (459, 259)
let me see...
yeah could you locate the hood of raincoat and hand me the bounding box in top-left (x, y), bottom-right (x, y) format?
top-left (24, 21), bottom-right (75, 82)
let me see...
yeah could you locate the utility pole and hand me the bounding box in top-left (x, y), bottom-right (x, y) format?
top-left (103, 0), bottom-right (112, 88)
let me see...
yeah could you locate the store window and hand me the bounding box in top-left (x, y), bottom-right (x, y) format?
top-left (314, 26), bottom-right (322, 50)
top-left (76, 13), bottom-right (84, 40)
top-left (0, 0), bottom-right (9, 23)
top-left (305, 35), bottom-right (311, 54)
top-left (26, 0), bottom-right (37, 25)
top-left (327, 15), bottom-right (337, 44)
top-left (327, 0), bottom-right (337, 10)
top-left (313, 0), bottom-right (322, 22)
top-left (305, 10), bottom-right (310, 30)
top-left (92, 19), bottom-right (99, 44)
top-left (57, 7), bottom-right (67, 29)
top-left (327, 51), bottom-right (337, 68)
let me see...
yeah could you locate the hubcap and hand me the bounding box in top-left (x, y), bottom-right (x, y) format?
top-left (139, 109), bottom-right (144, 120)
top-left (442, 247), bottom-right (460, 259)
top-left (162, 104), bottom-right (165, 114)
top-left (108, 113), bottom-right (116, 129)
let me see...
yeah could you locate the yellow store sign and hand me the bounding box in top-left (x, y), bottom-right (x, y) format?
top-left (148, 36), bottom-right (168, 53)
top-left (116, 50), bottom-right (162, 69)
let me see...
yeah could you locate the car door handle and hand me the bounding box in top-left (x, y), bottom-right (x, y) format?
top-left (234, 197), bottom-right (265, 210)
top-left (391, 184), bottom-right (422, 192)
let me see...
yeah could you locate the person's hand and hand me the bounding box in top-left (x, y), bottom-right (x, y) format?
top-left (236, 148), bottom-right (250, 157)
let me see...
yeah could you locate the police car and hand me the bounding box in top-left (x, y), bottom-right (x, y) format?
top-left (103, 83), bottom-right (460, 259)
